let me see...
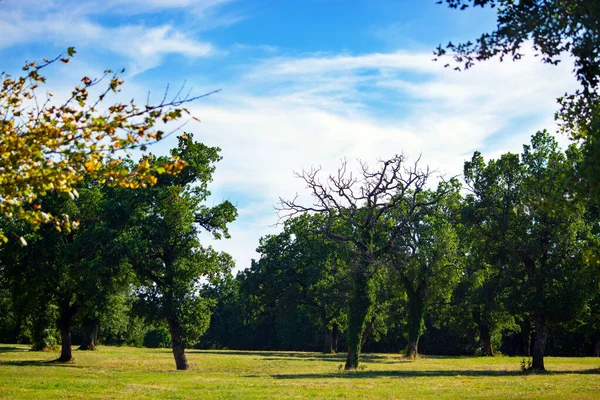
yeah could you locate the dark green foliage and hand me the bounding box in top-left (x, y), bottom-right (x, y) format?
top-left (461, 150), bottom-right (524, 355)
top-left (280, 156), bottom-right (442, 369)
top-left (144, 327), bottom-right (172, 348)
top-left (200, 215), bottom-right (349, 353)
top-left (123, 134), bottom-right (236, 370)
top-left (0, 182), bottom-right (133, 360)
top-left (0, 289), bottom-right (17, 344)
top-left (389, 180), bottom-right (463, 358)
top-left (436, 0), bottom-right (600, 134)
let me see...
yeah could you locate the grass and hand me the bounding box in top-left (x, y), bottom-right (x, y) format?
top-left (0, 344), bottom-right (598, 399)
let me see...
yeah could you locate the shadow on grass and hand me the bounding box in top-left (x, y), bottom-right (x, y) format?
top-left (192, 351), bottom-right (412, 364)
top-left (0, 346), bottom-right (27, 353)
top-left (0, 359), bottom-right (84, 368)
top-left (271, 368), bottom-right (600, 379)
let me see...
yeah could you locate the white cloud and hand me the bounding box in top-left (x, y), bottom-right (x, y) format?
top-left (0, 0), bottom-right (579, 271)
top-left (0, 0), bottom-right (226, 74)
top-left (176, 49), bottom-right (578, 270)
top-left (246, 51), bottom-right (439, 78)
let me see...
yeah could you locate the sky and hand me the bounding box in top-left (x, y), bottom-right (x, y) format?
top-left (1, 0), bottom-right (579, 271)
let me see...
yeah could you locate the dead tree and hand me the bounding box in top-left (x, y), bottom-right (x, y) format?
top-left (279, 154), bottom-right (444, 370)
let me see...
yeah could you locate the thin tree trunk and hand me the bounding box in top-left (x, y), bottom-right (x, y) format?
top-left (344, 268), bottom-right (374, 370)
top-left (332, 324), bottom-right (339, 353)
top-left (405, 283), bottom-right (425, 360)
top-left (593, 337), bottom-right (600, 357)
top-left (57, 304), bottom-right (77, 362)
top-left (323, 328), bottom-right (334, 354)
top-left (168, 318), bottom-right (189, 370)
top-left (78, 318), bottom-right (98, 351)
top-left (361, 316), bottom-right (376, 350)
top-left (479, 323), bottom-right (494, 356)
top-left (532, 314), bottom-right (547, 371)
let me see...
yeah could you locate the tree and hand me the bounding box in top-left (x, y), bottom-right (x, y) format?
top-left (389, 180), bottom-right (463, 359)
top-left (125, 134), bottom-right (236, 370)
top-left (514, 132), bottom-right (590, 370)
top-left (280, 156), bottom-right (444, 369)
top-left (462, 151), bottom-right (523, 356)
top-left (463, 131), bottom-right (591, 370)
top-left (0, 50), bottom-right (213, 243)
top-left (0, 181), bottom-right (132, 361)
top-left (435, 0), bottom-right (600, 134)
top-left (246, 214), bottom-right (349, 353)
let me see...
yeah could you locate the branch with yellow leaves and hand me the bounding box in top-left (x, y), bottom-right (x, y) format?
top-left (0, 48), bottom-right (218, 244)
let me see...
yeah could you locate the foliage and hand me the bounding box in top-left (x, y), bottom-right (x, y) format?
top-left (389, 180), bottom-right (463, 358)
top-left (123, 134), bottom-right (236, 369)
top-left (435, 0), bottom-right (600, 135)
top-left (0, 50), bottom-right (209, 243)
top-left (143, 327), bottom-right (172, 349)
top-left (242, 214), bottom-right (350, 352)
top-left (461, 150), bottom-right (524, 355)
top-left (0, 180), bottom-right (136, 359)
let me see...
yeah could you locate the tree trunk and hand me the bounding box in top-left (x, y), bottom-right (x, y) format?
top-left (78, 318), bottom-right (98, 351)
top-left (332, 324), bottom-right (339, 353)
top-left (361, 316), bottom-right (376, 350)
top-left (521, 318), bottom-right (531, 357)
top-left (57, 304), bottom-right (77, 362)
top-left (479, 323), bottom-right (494, 356)
top-left (94, 321), bottom-right (100, 346)
top-left (405, 284), bottom-right (425, 359)
top-left (593, 337), bottom-right (600, 357)
top-left (344, 269), bottom-right (374, 370)
top-left (168, 318), bottom-right (189, 370)
top-left (406, 340), bottom-right (418, 359)
top-left (323, 328), bottom-right (334, 354)
top-left (532, 314), bottom-right (547, 371)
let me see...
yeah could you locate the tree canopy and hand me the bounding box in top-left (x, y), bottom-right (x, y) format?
top-left (0, 50), bottom-right (210, 244)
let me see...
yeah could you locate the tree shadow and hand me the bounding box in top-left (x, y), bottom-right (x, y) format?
top-left (192, 350), bottom-right (342, 361)
top-left (191, 350), bottom-right (412, 364)
top-left (272, 368), bottom-right (600, 379)
top-left (0, 346), bottom-right (27, 353)
top-left (0, 359), bottom-right (84, 368)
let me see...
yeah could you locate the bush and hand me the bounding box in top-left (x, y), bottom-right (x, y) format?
top-left (143, 327), bottom-right (171, 348)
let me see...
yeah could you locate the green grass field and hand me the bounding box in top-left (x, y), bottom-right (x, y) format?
top-left (0, 345), bottom-right (598, 399)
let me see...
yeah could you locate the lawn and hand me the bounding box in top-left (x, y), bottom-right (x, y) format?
top-left (0, 345), bottom-right (598, 399)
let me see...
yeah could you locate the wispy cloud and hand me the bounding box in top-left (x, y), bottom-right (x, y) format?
top-left (0, 0), bottom-right (236, 74)
top-left (179, 48), bottom-right (578, 269)
top-left (0, 0), bottom-right (579, 269)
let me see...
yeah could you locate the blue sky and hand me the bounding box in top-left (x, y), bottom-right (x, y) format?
top-left (1, 0), bottom-right (578, 270)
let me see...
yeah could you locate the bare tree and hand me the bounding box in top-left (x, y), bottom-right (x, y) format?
top-left (279, 154), bottom-right (444, 369)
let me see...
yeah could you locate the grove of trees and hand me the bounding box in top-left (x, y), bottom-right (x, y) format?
top-left (0, 0), bottom-right (599, 373)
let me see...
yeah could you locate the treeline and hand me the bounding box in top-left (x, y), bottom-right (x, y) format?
top-left (201, 131), bottom-right (599, 371)
top-left (0, 131), bottom-right (598, 372)
top-left (0, 134), bottom-right (237, 370)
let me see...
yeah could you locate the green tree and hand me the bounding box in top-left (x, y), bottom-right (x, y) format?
top-left (125, 134), bottom-right (236, 370)
top-left (0, 51), bottom-right (213, 243)
top-left (435, 0), bottom-right (600, 134)
top-left (280, 156), bottom-right (443, 369)
top-left (514, 132), bottom-right (590, 370)
top-left (390, 181), bottom-right (463, 358)
top-left (462, 151), bottom-right (523, 356)
top-left (0, 182), bottom-right (132, 361)
top-left (462, 132), bottom-right (591, 370)
top-left (247, 214), bottom-right (350, 353)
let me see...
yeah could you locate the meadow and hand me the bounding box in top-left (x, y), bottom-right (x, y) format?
top-left (0, 345), bottom-right (598, 399)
